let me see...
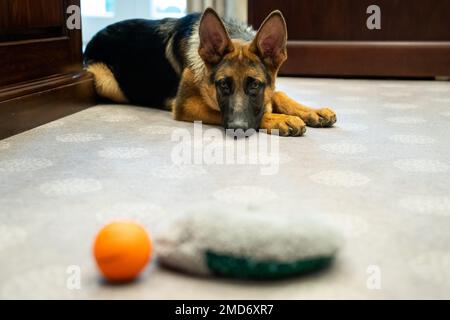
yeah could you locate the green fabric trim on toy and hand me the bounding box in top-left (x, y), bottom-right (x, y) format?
top-left (206, 251), bottom-right (334, 280)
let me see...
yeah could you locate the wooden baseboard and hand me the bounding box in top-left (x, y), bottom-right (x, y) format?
top-left (0, 71), bottom-right (96, 139)
top-left (280, 41), bottom-right (450, 78)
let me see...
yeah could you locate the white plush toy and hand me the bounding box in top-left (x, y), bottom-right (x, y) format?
top-left (155, 211), bottom-right (343, 280)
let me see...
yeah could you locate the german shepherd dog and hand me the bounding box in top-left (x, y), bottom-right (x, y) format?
top-left (84, 8), bottom-right (336, 136)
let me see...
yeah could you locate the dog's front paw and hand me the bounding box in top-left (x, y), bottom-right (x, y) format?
top-left (260, 113), bottom-right (306, 137)
top-left (304, 108), bottom-right (337, 128)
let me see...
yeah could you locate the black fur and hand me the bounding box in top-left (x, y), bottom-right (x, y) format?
top-left (84, 13), bottom-right (256, 108)
top-left (84, 14), bottom-right (201, 107)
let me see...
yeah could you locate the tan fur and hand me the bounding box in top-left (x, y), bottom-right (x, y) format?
top-left (260, 113), bottom-right (306, 137)
top-left (174, 36), bottom-right (336, 135)
top-left (175, 40), bottom-right (276, 124)
top-left (87, 63), bottom-right (128, 103)
top-left (164, 97), bottom-right (176, 111)
top-left (272, 92), bottom-right (336, 128)
top-left (173, 69), bottom-right (222, 125)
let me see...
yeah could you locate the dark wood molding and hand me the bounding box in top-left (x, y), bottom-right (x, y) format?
top-left (0, 71), bottom-right (95, 140)
top-left (249, 0), bottom-right (450, 78)
top-left (0, 0), bottom-right (82, 87)
top-left (0, 32), bottom-right (82, 87)
top-left (0, 72), bottom-right (90, 101)
top-left (249, 0), bottom-right (450, 42)
top-left (281, 41), bottom-right (450, 78)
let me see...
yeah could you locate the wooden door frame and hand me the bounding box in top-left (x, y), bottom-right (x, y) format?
top-left (0, 0), bottom-right (95, 140)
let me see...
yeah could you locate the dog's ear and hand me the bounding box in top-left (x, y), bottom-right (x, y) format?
top-left (250, 10), bottom-right (288, 70)
top-left (198, 8), bottom-right (234, 65)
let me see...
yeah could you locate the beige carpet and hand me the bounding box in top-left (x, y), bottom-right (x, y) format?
top-left (0, 77), bottom-right (450, 299)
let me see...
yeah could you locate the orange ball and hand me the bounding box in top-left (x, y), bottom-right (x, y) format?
top-left (93, 221), bottom-right (152, 282)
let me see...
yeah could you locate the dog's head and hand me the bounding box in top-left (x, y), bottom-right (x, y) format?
top-left (198, 8), bottom-right (288, 131)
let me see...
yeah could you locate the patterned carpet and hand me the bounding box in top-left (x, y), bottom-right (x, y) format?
top-left (0, 77), bottom-right (449, 299)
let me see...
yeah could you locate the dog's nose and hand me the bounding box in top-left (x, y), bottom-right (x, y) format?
top-left (226, 119), bottom-right (249, 131)
top-left (225, 120), bottom-right (255, 138)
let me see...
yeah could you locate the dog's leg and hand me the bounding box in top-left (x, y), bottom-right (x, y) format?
top-left (87, 63), bottom-right (128, 103)
top-left (260, 113), bottom-right (306, 137)
top-left (272, 91), bottom-right (336, 128)
top-left (173, 95), bottom-right (222, 125)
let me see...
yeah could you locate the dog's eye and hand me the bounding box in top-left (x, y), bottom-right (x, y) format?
top-left (250, 81), bottom-right (261, 90)
top-left (217, 79), bottom-right (231, 94)
top-left (219, 80), bottom-right (229, 89)
top-left (247, 78), bottom-right (262, 94)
